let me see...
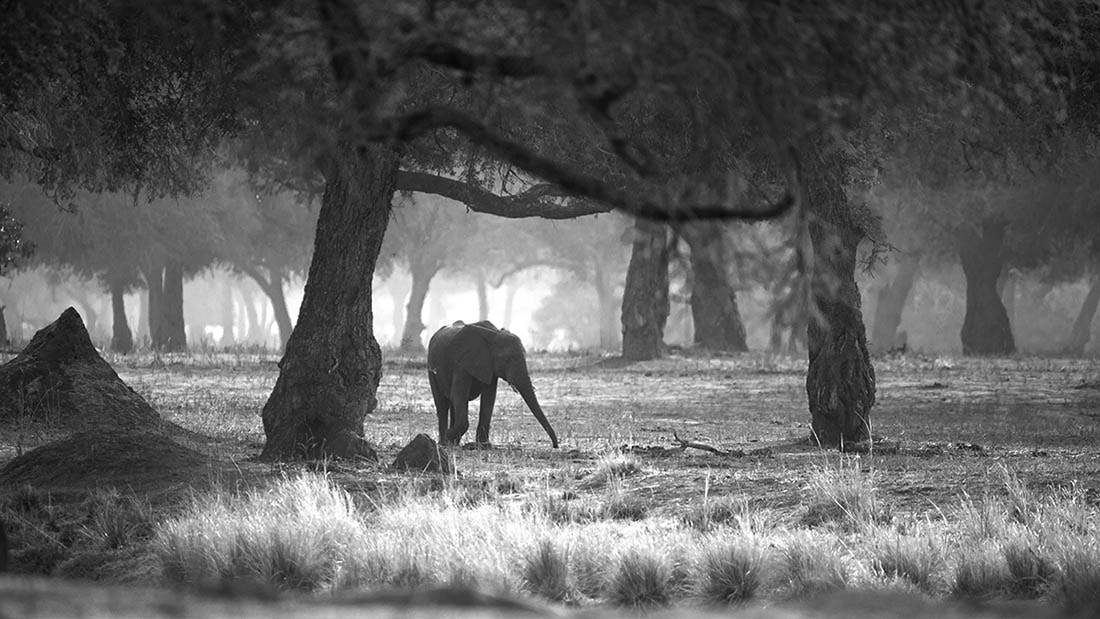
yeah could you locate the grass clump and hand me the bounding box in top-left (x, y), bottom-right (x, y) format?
top-left (694, 538), bottom-right (768, 606)
top-left (869, 532), bottom-right (944, 594)
top-left (81, 488), bottom-right (154, 550)
top-left (801, 456), bottom-right (890, 531)
top-left (154, 473), bottom-right (365, 591)
top-left (952, 542), bottom-right (1010, 599)
top-left (521, 539), bottom-right (573, 602)
top-left (607, 547), bottom-right (675, 607)
top-left (777, 532), bottom-right (849, 598)
top-left (579, 453), bottom-right (644, 489)
top-left (681, 496), bottom-right (749, 533)
top-left (1000, 533), bottom-right (1056, 599)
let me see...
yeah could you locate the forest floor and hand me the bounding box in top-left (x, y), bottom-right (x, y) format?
top-left (1, 349), bottom-right (1099, 616)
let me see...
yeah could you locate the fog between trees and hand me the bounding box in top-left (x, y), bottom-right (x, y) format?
top-left (2, 1), bottom-right (1099, 454)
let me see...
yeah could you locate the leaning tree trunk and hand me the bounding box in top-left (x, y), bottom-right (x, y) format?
top-left (260, 143), bottom-right (398, 460)
top-left (621, 218), bottom-right (670, 360)
top-left (244, 266), bottom-right (294, 351)
top-left (681, 223), bottom-right (748, 352)
top-left (108, 279), bottom-right (133, 354)
top-left (1065, 275), bottom-right (1100, 355)
top-left (802, 148), bottom-right (876, 450)
top-left (869, 251), bottom-right (920, 354)
top-left (400, 260), bottom-right (439, 353)
top-left (958, 220), bottom-right (1015, 355)
top-left (161, 261), bottom-right (187, 352)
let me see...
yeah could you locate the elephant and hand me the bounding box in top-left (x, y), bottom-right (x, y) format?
top-left (427, 320), bottom-right (558, 448)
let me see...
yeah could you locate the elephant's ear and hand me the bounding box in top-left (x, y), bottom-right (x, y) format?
top-left (452, 324), bottom-right (494, 385)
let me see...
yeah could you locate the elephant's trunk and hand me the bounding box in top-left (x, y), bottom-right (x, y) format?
top-left (515, 382), bottom-right (559, 448)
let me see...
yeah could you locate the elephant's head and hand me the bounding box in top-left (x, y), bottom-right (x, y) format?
top-left (455, 322), bottom-right (559, 448)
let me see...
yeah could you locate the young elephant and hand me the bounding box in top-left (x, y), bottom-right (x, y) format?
top-left (427, 320), bottom-right (559, 448)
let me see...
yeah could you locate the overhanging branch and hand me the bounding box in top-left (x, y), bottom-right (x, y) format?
top-left (395, 171), bottom-right (599, 219)
top-left (377, 106), bottom-right (795, 222)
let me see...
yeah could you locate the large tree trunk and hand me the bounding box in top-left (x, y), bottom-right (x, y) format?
top-left (681, 223), bottom-right (748, 352)
top-left (594, 261), bottom-right (619, 350)
top-left (1065, 275), bottom-right (1100, 355)
top-left (108, 279), bottom-right (133, 354)
top-left (621, 218), bottom-right (669, 360)
top-left (802, 148), bottom-right (876, 449)
top-left (260, 143), bottom-right (397, 460)
top-left (161, 261), bottom-right (187, 352)
top-left (502, 283), bottom-right (518, 331)
top-left (869, 251), bottom-right (920, 354)
top-left (400, 261), bottom-right (438, 353)
top-left (958, 220), bottom-right (1015, 355)
top-left (241, 287), bottom-right (261, 344)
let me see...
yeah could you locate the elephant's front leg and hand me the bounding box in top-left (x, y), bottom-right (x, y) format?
top-left (476, 378), bottom-right (498, 447)
top-left (445, 376), bottom-right (473, 445)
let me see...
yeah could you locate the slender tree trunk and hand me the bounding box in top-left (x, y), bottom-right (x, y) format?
top-left (999, 271), bottom-right (1017, 332)
top-left (161, 261), bottom-right (187, 352)
top-left (594, 261), bottom-right (619, 349)
top-left (400, 261), bottom-right (438, 352)
top-left (869, 251), bottom-right (921, 354)
top-left (681, 223), bottom-right (748, 352)
top-left (242, 287), bottom-right (260, 344)
top-left (502, 283), bottom-right (518, 331)
top-left (802, 147), bottom-right (876, 449)
top-left (621, 218), bottom-right (669, 360)
top-left (388, 276), bottom-right (409, 346)
top-left (476, 269), bottom-right (489, 322)
top-left (0, 305), bottom-right (9, 347)
top-left (244, 266), bottom-right (294, 351)
top-left (109, 279), bottom-right (133, 354)
top-left (220, 278), bottom-right (236, 347)
top-left (145, 266), bottom-right (165, 349)
top-left (260, 143), bottom-right (398, 460)
top-left (958, 220), bottom-right (1015, 355)
top-left (1065, 275), bottom-right (1100, 355)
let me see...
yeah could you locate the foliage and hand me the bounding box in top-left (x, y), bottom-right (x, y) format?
top-left (0, 203), bottom-right (34, 275)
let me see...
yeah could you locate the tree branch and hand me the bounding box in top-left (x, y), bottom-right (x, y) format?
top-left (395, 171), bottom-right (597, 219)
top-left (378, 107), bottom-right (795, 222)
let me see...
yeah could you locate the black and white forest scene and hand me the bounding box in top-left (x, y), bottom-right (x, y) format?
top-left (1, 2), bottom-right (1100, 617)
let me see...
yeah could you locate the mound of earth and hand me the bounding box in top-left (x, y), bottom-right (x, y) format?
top-left (0, 308), bottom-right (161, 433)
top-left (0, 430), bottom-right (216, 491)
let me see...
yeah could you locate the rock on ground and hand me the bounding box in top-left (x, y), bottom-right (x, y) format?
top-left (392, 434), bottom-right (452, 474)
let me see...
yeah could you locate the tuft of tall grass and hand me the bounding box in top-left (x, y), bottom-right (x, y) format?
top-left (607, 547), bottom-right (675, 607)
top-left (681, 496), bottom-right (749, 533)
top-left (869, 532), bottom-right (945, 594)
top-left (579, 453), bottom-right (644, 490)
top-left (802, 456), bottom-right (890, 531)
top-left (1049, 540), bottom-right (1100, 613)
top-left (81, 488), bottom-right (155, 551)
top-left (521, 539), bottom-right (573, 602)
top-left (777, 531), bottom-right (849, 598)
top-left (694, 537), bottom-right (768, 606)
top-left (952, 541), bottom-right (1009, 599)
top-left (1000, 532), bottom-right (1056, 599)
top-left (154, 473), bottom-right (367, 591)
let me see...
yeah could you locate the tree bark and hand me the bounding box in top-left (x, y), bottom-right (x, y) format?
top-left (621, 218), bottom-right (669, 360)
top-left (958, 220), bottom-right (1015, 355)
top-left (260, 142), bottom-right (397, 460)
top-left (161, 261), bottom-right (187, 352)
top-left (681, 223), bottom-right (748, 352)
top-left (802, 148), bottom-right (876, 449)
top-left (108, 279), bottom-right (133, 354)
top-left (869, 251), bottom-right (920, 354)
top-left (400, 260), bottom-right (438, 353)
top-left (1064, 275), bottom-right (1100, 355)
top-left (0, 305), bottom-right (9, 347)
